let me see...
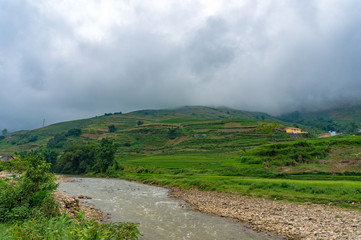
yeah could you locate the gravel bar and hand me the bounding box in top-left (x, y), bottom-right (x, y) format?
top-left (170, 188), bottom-right (361, 240)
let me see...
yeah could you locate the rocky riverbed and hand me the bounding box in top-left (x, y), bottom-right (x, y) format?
top-left (54, 175), bottom-right (105, 221)
top-left (170, 188), bottom-right (361, 240)
top-left (53, 192), bottom-right (105, 221)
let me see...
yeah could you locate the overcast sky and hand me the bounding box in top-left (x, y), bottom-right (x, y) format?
top-left (1, 0), bottom-right (361, 131)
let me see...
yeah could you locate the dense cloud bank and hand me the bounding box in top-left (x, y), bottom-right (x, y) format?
top-left (1, 0), bottom-right (361, 130)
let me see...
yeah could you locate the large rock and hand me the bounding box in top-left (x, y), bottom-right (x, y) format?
top-left (53, 192), bottom-right (104, 221)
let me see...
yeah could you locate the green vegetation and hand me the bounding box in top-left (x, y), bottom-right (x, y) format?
top-left (108, 124), bottom-right (117, 133)
top-left (0, 153), bottom-right (139, 240)
top-left (107, 136), bottom-right (361, 209)
top-left (56, 138), bottom-right (117, 174)
top-left (0, 152), bottom-right (58, 222)
top-left (0, 213), bottom-right (139, 240)
top-left (280, 105), bottom-right (361, 134)
top-left (97, 138), bottom-right (118, 173)
top-left (66, 128), bottom-right (82, 137)
top-left (47, 133), bottom-right (67, 149)
top-left (0, 106), bottom-right (287, 155)
top-left (56, 143), bottom-right (98, 174)
top-left (1, 106), bottom-right (361, 212)
top-left (0, 152), bottom-right (139, 239)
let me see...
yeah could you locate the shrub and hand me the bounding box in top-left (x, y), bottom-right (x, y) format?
top-left (1, 212), bottom-right (140, 240)
top-left (0, 152), bottom-right (59, 222)
top-left (66, 128), bottom-right (82, 137)
top-left (239, 139), bottom-right (333, 167)
top-left (47, 133), bottom-right (67, 148)
top-left (108, 125), bottom-right (117, 133)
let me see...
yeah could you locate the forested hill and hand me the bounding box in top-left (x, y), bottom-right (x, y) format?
top-left (279, 104), bottom-right (361, 133)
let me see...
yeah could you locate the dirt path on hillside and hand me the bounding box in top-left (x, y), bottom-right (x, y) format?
top-left (170, 188), bottom-right (361, 240)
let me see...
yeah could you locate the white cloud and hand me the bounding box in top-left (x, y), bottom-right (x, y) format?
top-left (1, 0), bottom-right (361, 130)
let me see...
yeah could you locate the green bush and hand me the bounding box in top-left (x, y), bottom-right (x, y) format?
top-left (47, 133), bottom-right (67, 148)
top-left (240, 139), bottom-right (332, 167)
top-left (0, 152), bottom-right (58, 222)
top-left (57, 143), bottom-right (97, 174)
top-left (108, 125), bottom-right (117, 133)
top-left (56, 139), bottom-right (118, 174)
top-left (1, 212), bottom-right (140, 240)
top-left (66, 128), bottom-right (82, 137)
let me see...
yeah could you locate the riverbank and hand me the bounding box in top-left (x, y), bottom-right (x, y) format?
top-left (1, 172), bottom-right (104, 221)
top-left (170, 188), bottom-right (361, 240)
top-left (55, 175), bottom-right (106, 221)
top-left (53, 192), bottom-right (105, 221)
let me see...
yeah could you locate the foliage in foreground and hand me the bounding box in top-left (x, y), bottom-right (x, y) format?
top-left (0, 152), bottom-right (140, 240)
top-left (0, 152), bottom-right (59, 222)
top-left (0, 212), bottom-right (139, 240)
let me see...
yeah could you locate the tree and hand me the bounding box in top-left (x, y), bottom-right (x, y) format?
top-left (0, 152), bottom-right (58, 222)
top-left (66, 128), bottom-right (82, 137)
top-left (2, 129), bottom-right (8, 135)
top-left (47, 133), bottom-right (67, 149)
top-left (42, 148), bottom-right (59, 172)
top-left (96, 138), bottom-right (117, 173)
top-left (108, 125), bottom-right (117, 133)
top-left (137, 121), bottom-right (144, 126)
top-left (57, 143), bottom-right (97, 174)
top-left (346, 122), bottom-right (357, 134)
top-left (168, 128), bottom-right (178, 139)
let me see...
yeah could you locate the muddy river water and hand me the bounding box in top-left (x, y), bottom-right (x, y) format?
top-left (59, 177), bottom-right (281, 240)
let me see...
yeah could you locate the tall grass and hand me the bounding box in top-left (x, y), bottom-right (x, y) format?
top-left (0, 212), bottom-right (139, 240)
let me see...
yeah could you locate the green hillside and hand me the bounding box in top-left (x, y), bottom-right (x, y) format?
top-left (279, 104), bottom-right (361, 133)
top-left (0, 106), bottom-right (288, 155)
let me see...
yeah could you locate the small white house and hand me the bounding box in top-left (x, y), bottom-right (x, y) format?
top-left (329, 131), bottom-right (342, 137)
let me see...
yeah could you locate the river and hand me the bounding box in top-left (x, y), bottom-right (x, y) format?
top-left (59, 177), bottom-right (281, 240)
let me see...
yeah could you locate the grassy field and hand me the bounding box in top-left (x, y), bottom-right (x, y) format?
top-left (109, 136), bottom-right (361, 209)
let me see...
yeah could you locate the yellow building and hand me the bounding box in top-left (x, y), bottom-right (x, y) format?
top-left (285, 127), bottom-right (304, 134)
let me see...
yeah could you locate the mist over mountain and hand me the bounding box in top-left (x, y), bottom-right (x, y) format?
top-left (1, 1), bottom-right (361, 131)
